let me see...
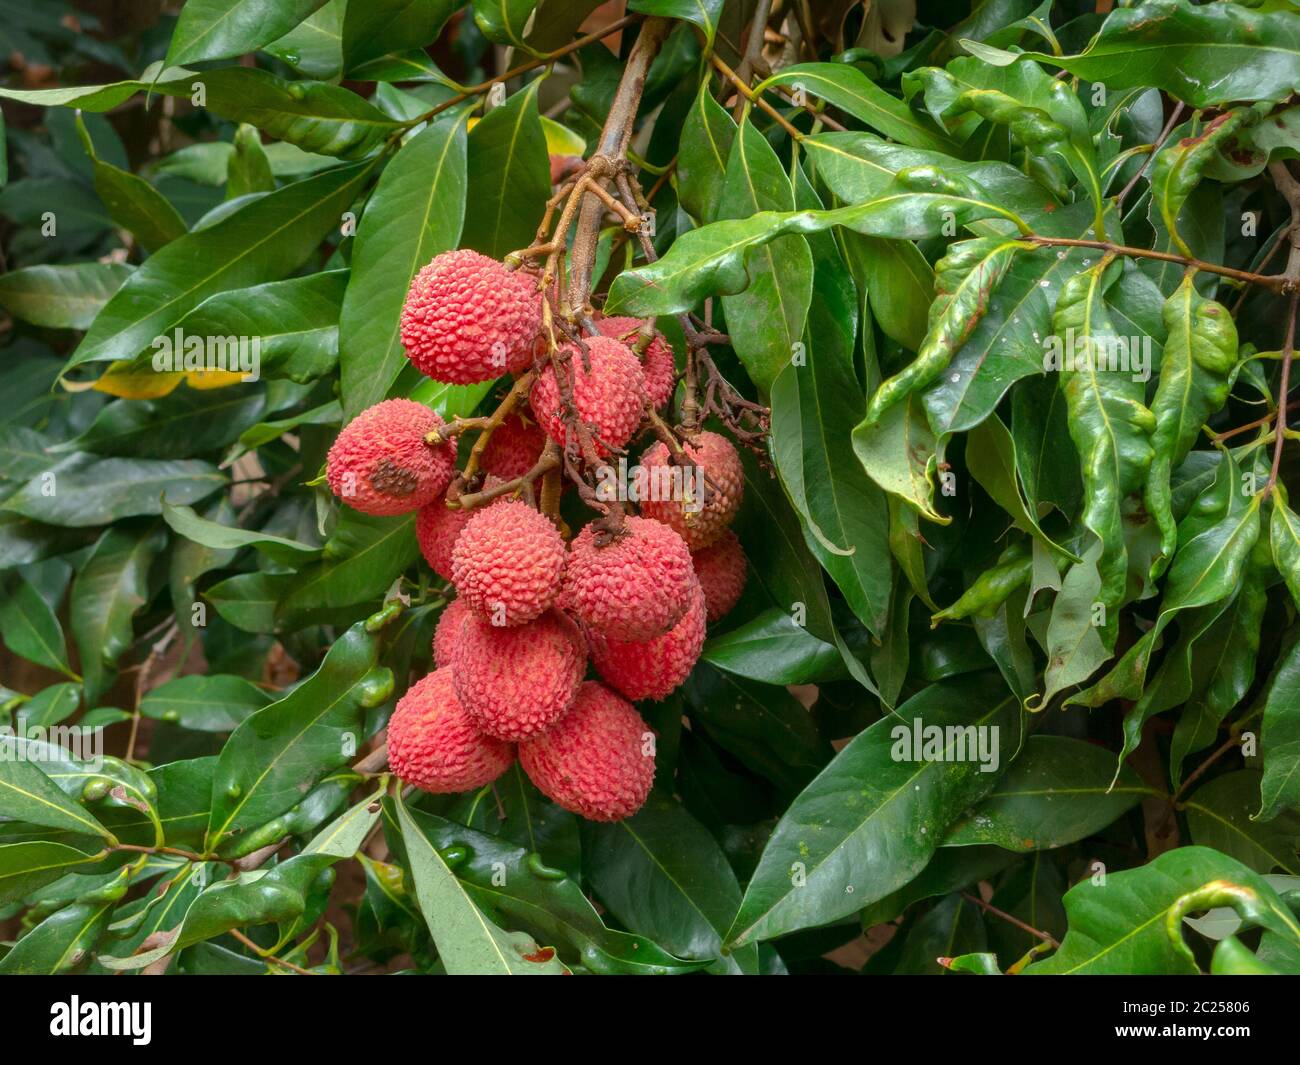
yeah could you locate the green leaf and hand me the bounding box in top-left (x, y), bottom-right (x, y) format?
top-left (1025, 846), bottom-right (1300, 975)
top-left (342, 0), bottom-right (460, 71)
top-left (472, 0), bottom-right (539, 50)
top-left (67, 160), bottom-right (375, 371)
top-left (944, 736), bottom-right (1153, 851)
top-left (628, 0), bottom-right (723, 47)
top-left (608, 164), bottom-right (1034, 318)
top-left (162, 498), bottom-right (321, 566)
top-left (0, 842), bottom-right (107, 906)
top-left (156, 68), bottom-right (400, 158)
top-left (205, 620), bottom-right (390, 851)
top-left (1259, 637), bottom-right (1300, 822)
top-left (461, 80), bottom-right (550, 260)
top-left (703, 608), bottom-right (842, 686)
top-left (0, 571), bottom-right (73, 677)
top-left (585, 793), bottom-right (759, 974)
top-left (65, 387), bottom-right (266, 459)
top-left (14, 683), bottom-right (82, 728)
top-left (864, 236), bottom-right (1026, 428)
top-left (853, 393), bottom-right (944, 524)
top-left (1144, 278), bottom-right (1238, 578)
top-left (1184, 771), bottom-right (1300, 875)
top-left (1148, 111), bottom-right (1250, 260)
top-left (227, 123), bottom-right (275, 199)
top-left (394, 792), bottom-right (568, 974)
top-left (896, 893), bottom-right (987, 974)
top-left (1271, 487), bottom-right (1300, 613)
top-left (78, 114), bottom-right (188, 251)
top-left (0, 744), bottom-right (114, 843)
top-left (963, 1), bottom-right (1300, 108)
top-left (715, 117), bottom-right (811, 395)
top-left (166, 0), bottom-right (333, 66)
top-left (684, 664), bottom-right (833, 794)
top-left (1052, 261), bottom-right (1156, 647)
top-left (923, 201), bottom-right (1100, 436)
top-left (340, 107), bottom-right (470, 418)
top-left (728, 673), bottom-right (1019, 947)
top-left (4, 458), bottom-right (225, 526)
top-left (0, 898), bottom-right (115, 974)
top-left (756, 63), bottom-right (955, 152)
top-left (166, 271), bottom-right (344, 384)
top-left (399, 803), bottom-right (707, 974)
top-left (840, 233), bottom-right (933, 352)
top-left (140, 674), bottom-right (272, 733)
top-left (70, 525), bottom-right (165, 701)
top-left (964, 416), bottom-right (1076, 561)
top-left (677, 80), bottom-right (735, 223)
top-left (277, 512), bottom-right (418, 627)
top-left (770, 338), bottom-right (891, 634)
top-left (0, 263), bottom-right (133, 330)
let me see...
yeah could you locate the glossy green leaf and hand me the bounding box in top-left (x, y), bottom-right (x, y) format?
top-left (140, 674), bottom-right (272, 733)
top-left (1025, 846), bottom-right (1300, 975)
top-left (395, 793), bottom-right (568, 975)
top-left (944, 736), bottom-right (1153, 851)
top-left (340, 107), bottom-right (470, 418)
top-left (0, 571), bottom-right (72, 676)
top-left (166, 0), bottom-right (334, 65)
top-left (67, 160), bottom-right (375, 370)
top-left (586, 793), bottom-right (759, 974)
top-left (206, 620), bottom-right (390, 850)
top-left (461, 81), bottom-right (550, 261)
top-left (964, 2), bottom-right (1300, 108)
top-left (0, 263), bottom-right (133, 330)
top-left (728, 673), bottom-right (1019, 946)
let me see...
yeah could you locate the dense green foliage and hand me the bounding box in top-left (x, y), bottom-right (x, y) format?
top-left (0, 0), bottom-right (1299, 976)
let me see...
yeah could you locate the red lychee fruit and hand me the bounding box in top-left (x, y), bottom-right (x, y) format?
top-left (400, 249), bottom-right (542, 384)
top-left (586, 584), bottom-right (706, 702)
top-left (529, 336), bottom-right (647, 457)
top-left (432, 597), bottom-right (470, 669)
top-left (416, 495), bottom-right (470, 582)
top-left (519, 681), bottom-right (654, 822)
top-left (692, 529), bottom-right (747, 623)
top-left (387, 668), bottom-right (514, 793)
top-left (637, 430), bottom-right (744, 549)
top-left (327, 399), bottom-right (455, 516)
top-left (451, 499), bottom-right (565, 626)
top-left (480, 414), bottom-right (546, 480)
top-left (595, 316), bottom-right (676, 409)
top-left (563, 516), bottom-right (696, 641)
top-left (452, 609), bottom-right (587, 741)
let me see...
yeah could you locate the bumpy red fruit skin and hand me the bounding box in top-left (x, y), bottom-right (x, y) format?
top-left (564, 516), bottom-right (695, 641)
top-left (432, 597), bottom-right (470, 669)
top-left (530, 336), bottom-right (647, 457)
top-left (638, 430), bottom-right (744, 549)
top-left (519, 682), bottom-right (654, 821)
top-left (452, 610), bottom-right (586, 741)
top-left (327, 399), bottom-right (455, 516)
top-left (480, 414), bottom-right (546, 480)
top-left (595, 316), bottom-right (676, 409)
top-left (451, 499), bottom-right (565, 625)
top-left (400, 250), bottom-right (542, 384)
top-left (416, 496), bottom-right (470, 582)
top-left (587, 584), bottom-right (706, 702)
top-left (692, 529), bottom-right (747, 623)
top-left (388, 668), bottom-right (514, 793)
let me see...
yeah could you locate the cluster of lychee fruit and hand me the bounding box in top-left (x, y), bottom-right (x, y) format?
top-left (324, 249), bottom-right (750, 821)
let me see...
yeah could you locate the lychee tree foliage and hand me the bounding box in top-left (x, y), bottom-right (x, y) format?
top-left (0, 0), bottom-right (1299, 980)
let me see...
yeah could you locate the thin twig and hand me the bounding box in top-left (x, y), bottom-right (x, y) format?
top-left (1115, 101), bottom-right (1185, 207)
top-left (960, 891), bottom-right (1060, 949)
